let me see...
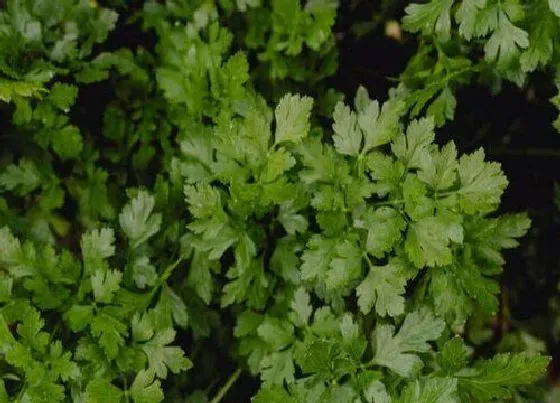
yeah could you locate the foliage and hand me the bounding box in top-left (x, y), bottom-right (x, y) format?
top-left (141, 0), bottom-right (339, 90)
top-left (0, 0), bottom-right (555, 402)
top-left (398, 0), bottom-right (560, 129)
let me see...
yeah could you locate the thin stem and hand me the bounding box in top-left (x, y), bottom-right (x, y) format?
top-left (363, 252), bottom-right (375, 270)
top-left (16, 379), bottom-right (27, 401)
top-left (209, 367), bottom-right (242, 403)
top-left (123, 376), bottom-right (129, 403)
top-left (158, 253), bottom-right (188, 284)
top-left (143, 254), bottom-right (188, 310)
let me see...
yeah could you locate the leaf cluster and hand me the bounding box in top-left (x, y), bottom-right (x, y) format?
top-left (0, 0), bottom-right (552, 402)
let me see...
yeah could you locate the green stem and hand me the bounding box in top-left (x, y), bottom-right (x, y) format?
top-left (363, 252), bottom-right (375, 269)
top-left (123, 376), bottom-right (129, 403)
top-left (16, 380), bottom-right (27, 401)
top-left (144, 254), bottom-right (188, 309)
top-left (158, 253), bottom-right (188, 284)
top-left (209, 368), bottom-right (242, 403)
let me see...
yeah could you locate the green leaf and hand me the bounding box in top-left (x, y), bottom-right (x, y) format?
top-left (0, 158), bottom-right (41, 196)
top-left (90, 313), bottom-right (128, 359)
top-left (131, 256), bottom-right (157, 289)
top-left (467, 213), bottom-right (531, 266)
top-left (366, 152), bottom-right (405, 196)
top-left (141, 328), bottom-right (192, 379)
top-left (184, 184), bottom-right (223, 220)
top-left (398, 377), bottom-right (457, 403)
top-left (132, 313), bottom-right (154, 343)
top-left (180, 133), bottom-right (213, 169)
top-left (331, 90), bottom-right (405, 156)
top-left (356, 206), bottom-right (406, 258)
top-left (184, 185), bottom-right (237, 261)
top-left (257, 317), bottom-right (294, 350)
top-left (159, 286), bottom-right (189, 328)
top-left (85, 378), bottom-right (123, 403)
top-left (403, 0), bottom-right (454, 40)
top-left (49, 83), bottom-right (78, 111)
top-left (550, 0), bottom-right (560, 16)
top-left (356, 258), bottom-right (408, 317)
top-left (405, 212), bottom-right (463, 268)
top-left (0, 226), bottom-right (36, 277)
top-left (252, 386), bottom-right (294, 403)
top-left (65, 305), bottom-right (94, 332)
top-left (278, 201), bottom-right (308, 235)
top-left (294, 338), bottom-right (344, 379)
top-left (119, 191), bottom-right (162, 249)
top-left (274, 93), bottom-right (313, 145)
top-left (262, 148), bottom-right (296, 182)
top-left (310, 307), bottom-right (340, 336)
top-left (81, 228), bottom-right (115, 264)
top-left (260, 350), bottom-right (295, 387)
top-left (48, 341), bottom-right (80, 382)
top-left (520, 10), bottom-right (556, 72)
top-left (24, 379), bottom-right (66, 402)
top-left (357, 375), bottom-right (391, 403)
top-left (0, 80), bottom-right (45, 103)
top-left (0, 274), bottom-right (13, 303)
top-left (360, 96), bottom-right (406, 154)
top-left (235, 311), bottom-right (264, 337)
top-left (428, 267), bottom-right (472, 327)
top-left (417, 141), bottom-right (458, 191)
top-left (426, 88), bottom-right (457, 127)
top-left (187, 252), bottom-right (214, 305)
top-left (130, 369), bottom-right (164, 403)
top-left (290, 288), bottom-right (312, 327)
top-left (454, 261), bottom-right (500, 315)
top-left (436, 337), bottom-right (473, 375)
top-left (305, 0), bottom-right (338, 50)
top-left (52, 125), bottom-right (83, 159)
top-left (327, 240), bottom-right (363, 290)
top-left (374, 309), bottom-right (445, 377)
top-left (300, 235), bottom-right (337, 281)
top-left (91, 269), bottom-right (122, 304)
top-left (332, 101), bottom-right (361, 156)
top-left (391, 117), bottom-right (435, 168)
top-left (457, 148), bottom-right (508, 213)
top-left (17, 307), bottom-right (49, 353)
top-left (403, 172), bottom-right (434, 221)
top-left (484, 11), bottom-right (529, 67)
top-left (458, 353), bottom-right (550, 400)
top-left (340, 313), bottom-right (367, 360)
top-left (456, 0), bottom-right (487, 40)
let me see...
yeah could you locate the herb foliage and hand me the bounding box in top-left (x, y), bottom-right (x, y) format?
top-left (0, 1), bottom-right (554, 402)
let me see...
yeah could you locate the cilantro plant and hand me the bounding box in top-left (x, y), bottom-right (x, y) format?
top-left (398, 0), bottom-right (560, 130)
top-left (0, 0), bottom-right (554, 402)
top-left (141, 0), bottom-right (339, 90)
top-left (179, 86), bottom-right (549, 401)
